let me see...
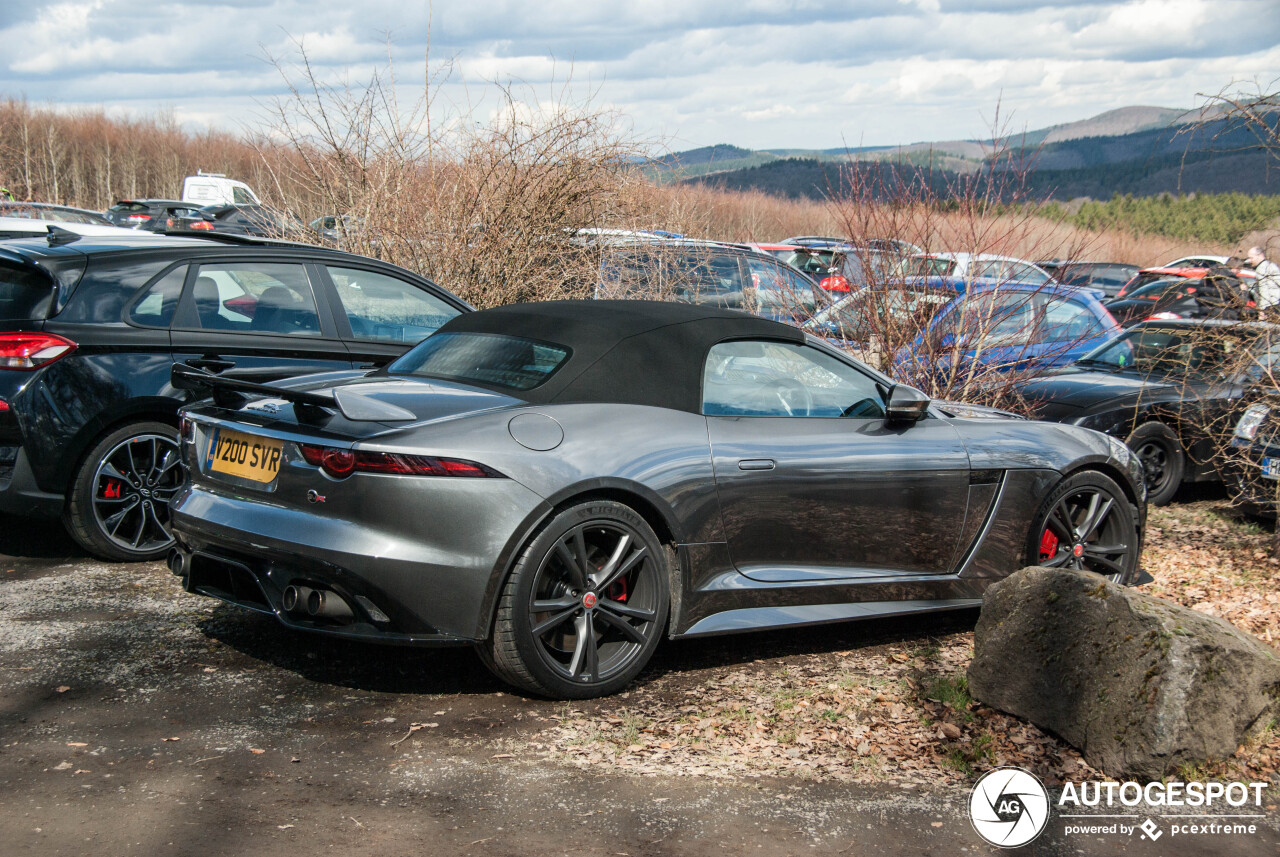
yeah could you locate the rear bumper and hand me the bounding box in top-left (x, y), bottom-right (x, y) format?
top-left (169, 476), bottom-right (551, 644)
top-left (0, 446), bottom-right (64, 518)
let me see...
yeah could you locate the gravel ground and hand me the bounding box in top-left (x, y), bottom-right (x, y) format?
top-left (1, 505), bottom-right (1276, 856)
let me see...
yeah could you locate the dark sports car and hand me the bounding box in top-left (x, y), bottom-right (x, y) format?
top-left (1010, 319), bottom-right (1276, 505)
top-left (167, 301), bottom-right (1146, 698)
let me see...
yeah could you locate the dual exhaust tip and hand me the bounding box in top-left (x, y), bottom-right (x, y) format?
top-left (282, 585), bottom-right (353, 621)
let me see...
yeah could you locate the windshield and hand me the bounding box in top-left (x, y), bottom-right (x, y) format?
top-left (1079, 326), bottom-right (1252, 379)
top-left (388, 332), bottom-right (570, 391)
top-left (775, 248), bottom-right (836, 279)
top-left (808, 288), bottom-right (952, 340)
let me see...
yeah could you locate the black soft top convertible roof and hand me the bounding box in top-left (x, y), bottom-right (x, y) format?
top-left (433, 300), bottom-right (805, 413)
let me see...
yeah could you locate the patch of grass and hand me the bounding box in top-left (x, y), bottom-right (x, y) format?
top-left (941, 734), bottom-right (997, 777)
top-left (920, 674), bottom-right (973, 710)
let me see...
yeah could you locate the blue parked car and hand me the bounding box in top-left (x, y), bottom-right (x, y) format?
top-left (891, 282), bottom-right (1123, 381)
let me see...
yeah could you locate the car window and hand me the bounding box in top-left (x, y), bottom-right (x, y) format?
top-left (127, 265), bottom-right (186, 328)
top-left (389, 332), bottom-right (569, 390)
top-left (189, 262), bottom-right (320, 335)
top-left (1008, 263), bottom-right (1050, 285)
top-left (232, 187), bottom-right (254, 205)
top-left (1040, 296), bottom-right (1104, 343)
top-left (969, 261), bottom-right (1002, 280)
top-left (934, 291), bottom-right (1039, 348)
top-left (702, 340), bottom-right (885, 418)
top-left (745, 257), bottom-right (817, 316)
top-left (811, 287), bottom-right (951, 341)
top-left (904, 256), bottom-right (955, 278)
top-left (326, 266), bottom-right (460, 343)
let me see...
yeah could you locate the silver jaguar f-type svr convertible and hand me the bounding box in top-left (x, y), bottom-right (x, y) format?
top-left (168, 300), bottom-right (1146, 698)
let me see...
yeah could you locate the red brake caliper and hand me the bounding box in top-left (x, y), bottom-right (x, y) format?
top-left (102, 479), bottom-right (122, 499)
top-left (1039, 529), bottom-right (1059, 561)
top-left (607, 576), bottom-right (629, 603)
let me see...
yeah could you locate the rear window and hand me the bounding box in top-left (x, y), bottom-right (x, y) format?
top-left (109, 202), bottom-right (149, 213)
top-left (389, 332), bottom-right (570, 391)
top-left (0, 260), bottom-right (57, 320)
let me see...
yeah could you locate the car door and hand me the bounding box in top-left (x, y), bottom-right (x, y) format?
top-left (169, 258), bottom-right (354, 383)
top-left (703, 339), bottom-right (971, 581)
top-left (317, 263), bottom-right (467, 367)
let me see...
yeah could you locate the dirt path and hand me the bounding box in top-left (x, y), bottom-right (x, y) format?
top-left (1, 514), bottom-right (1274, 856)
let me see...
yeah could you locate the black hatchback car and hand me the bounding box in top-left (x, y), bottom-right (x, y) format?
top-left (0, 231), bottom-right (470, 560)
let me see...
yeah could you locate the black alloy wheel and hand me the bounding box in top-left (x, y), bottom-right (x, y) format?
top-left (1028, 471), bottom-right (1140, 583)
top-left (485, 500), bottom-right (669, 699)
top-left (65, 421), bottom-right (185, 561)
top-left (1125, 422), bottom-right (1184, 506)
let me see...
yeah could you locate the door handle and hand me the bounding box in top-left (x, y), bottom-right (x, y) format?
top-left (737, 459), bottom-right (776, 471)
top-left (186, 357), bottom-right (236, 373)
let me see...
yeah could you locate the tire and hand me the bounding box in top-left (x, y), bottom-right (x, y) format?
top-left (483, 500), bottom-right (670, 699)
top-left (1125, 422), bottom-right (1184, 506)
top-left (1027, 471), bottom-right (1140, 584)
top-left (65, 421), bottom-right (184, 562)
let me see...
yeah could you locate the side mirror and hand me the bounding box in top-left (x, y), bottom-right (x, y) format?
top-left (885, 384), bottom-right (930, 425)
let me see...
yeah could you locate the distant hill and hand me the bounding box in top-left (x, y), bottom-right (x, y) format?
top-left (1020, 105), bottom-right (1193, 147)
top-left (667, 106), bottom-right (1280, 201)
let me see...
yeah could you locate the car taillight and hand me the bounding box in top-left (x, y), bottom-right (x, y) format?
top-left (1147, 312), bottom-right (1182, 321)
top-left (299, 444), bottom-right (503, 479)
top-left (0, 398), bottom-right (8, 412)
top-left (819, 275), bottom-right (851, 292)
top-left (126, 214), bottom-right (151, 223)
top-left (0, 333), bottom-right (77, 370)
top-left (189, 221), bottom-right (214, 231)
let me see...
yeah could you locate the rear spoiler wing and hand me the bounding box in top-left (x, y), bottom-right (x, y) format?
top-left (171, 363), bottom-right (416, 422)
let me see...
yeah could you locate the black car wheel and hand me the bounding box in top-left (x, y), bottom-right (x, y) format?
top-left (1126, 422), bottom-right (1184, 506)
top-left (65, 421), bottom-right (184, 562)
top-left (485, 500), bottom-right (670, 699)
top-left (1027, 471), bottom-right (1140, 583)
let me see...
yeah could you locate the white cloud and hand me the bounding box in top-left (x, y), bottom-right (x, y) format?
top-left (2, 1), bottom-right (1278, 149)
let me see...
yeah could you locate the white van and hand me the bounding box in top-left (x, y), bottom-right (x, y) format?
top-left (181, 171), bottom-right (261, 207)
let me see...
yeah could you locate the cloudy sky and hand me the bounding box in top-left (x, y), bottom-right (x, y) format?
top-left (1, 0), bottom-right (1277, 151)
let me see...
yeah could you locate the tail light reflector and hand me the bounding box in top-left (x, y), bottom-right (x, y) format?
top-left (0, 399), bottom-right (9, 412)
top-left (299, 444), bottom-right (503, 479)
top-left (0, 333), bottom-right (77, 370)
top-left (126, 214), bottom-right (152, 223)
top-left (188, 221), bottom-right (214, 231)
top-left (819, 275), bottom-right (851, 292)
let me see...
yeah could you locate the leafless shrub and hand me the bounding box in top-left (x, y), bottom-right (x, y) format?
top-left (255, 42), bottom-right (667, 307)
top-left (806, 131), bottom-right (1110, 412)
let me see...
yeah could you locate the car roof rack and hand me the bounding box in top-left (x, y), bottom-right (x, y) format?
top-left (162, 229), bottom-right (318, 250)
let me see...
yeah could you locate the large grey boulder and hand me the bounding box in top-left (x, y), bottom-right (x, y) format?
top-left (968, 567), bottom-right (1280, 780)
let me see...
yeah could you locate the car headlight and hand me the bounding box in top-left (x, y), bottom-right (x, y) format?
top-left (1235, 403), bottom-right (1269, 441)
top-left (1106, 434), bottom-right (1132, 464)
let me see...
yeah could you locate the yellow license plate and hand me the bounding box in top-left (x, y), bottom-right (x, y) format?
top-left (206, 427), bottom-right (284, 484)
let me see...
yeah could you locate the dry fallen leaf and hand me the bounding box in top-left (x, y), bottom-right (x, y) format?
top-left (66, 742), bottom-right (87, 748)
top-left (249, 748), bottom-right (265, 755)
top-left (55, 686), bottom-right (70, 693)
